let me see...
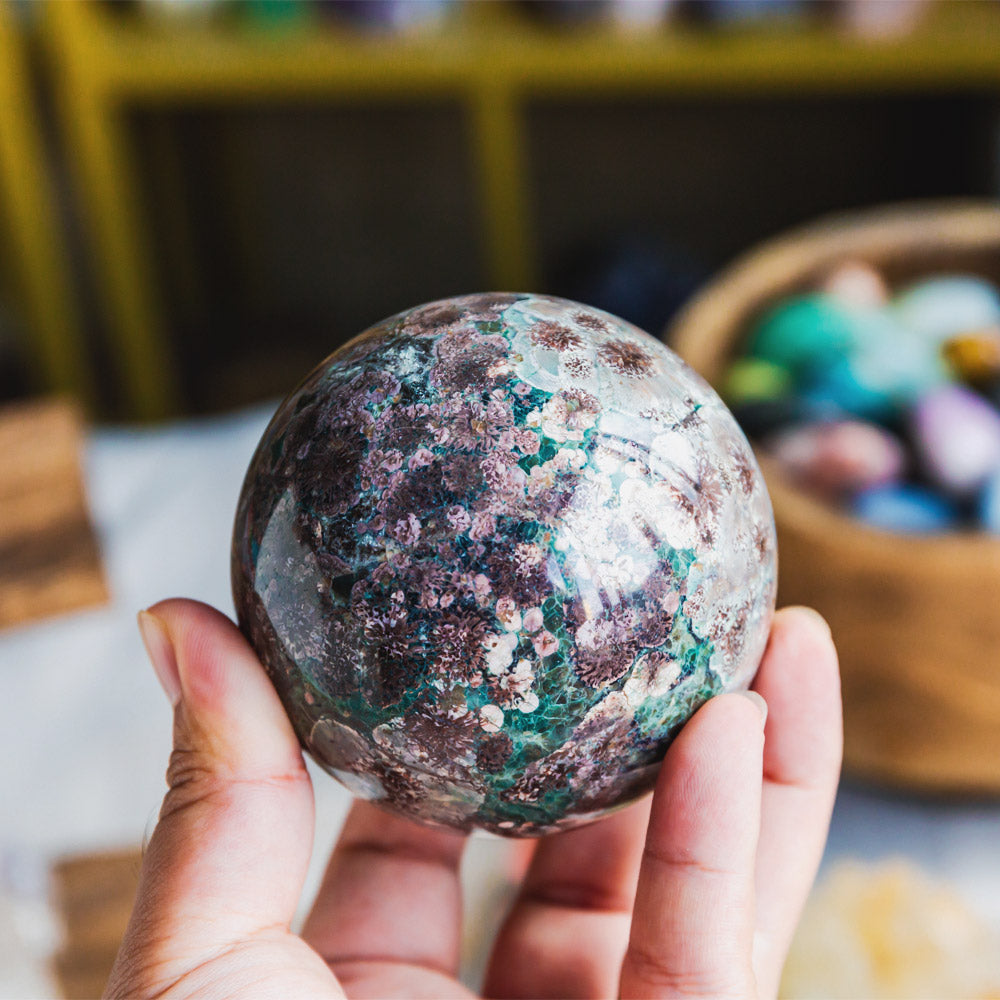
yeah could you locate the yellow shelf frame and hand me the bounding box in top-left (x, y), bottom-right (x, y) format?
top-left (0, 7), bottom-right (94, 410)
top-left (43, 0), bottom-right (1000, 418)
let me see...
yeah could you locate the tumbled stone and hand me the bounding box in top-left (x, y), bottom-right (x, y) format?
top-left (800, 311), bottom-right (947, 421)
top-left (799, 355), bottom-right (896, 421)
top-left (849, 318), bottom-right (950, 406)
top-left (979, 469), bottom-right (1000, 534)
top-left (722, 357), bottom-right (793, 406)
top-left (820, 260), bottom-right (890, 309)
top-left (851, 484), bottom-right (958, 534)
top-left (894, 275), bottom-right (1000, 345)
top-left (911, 385), bottom-right (1000, 498)
top-left (942, 330), bottom-right (1000, 386)
top-left (747, 295), bottom-right (855, 375)
top-left (766, 420), bottom-right (906, 498)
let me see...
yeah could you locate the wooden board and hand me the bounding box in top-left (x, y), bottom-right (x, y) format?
top-left (51, 848), bottom-right (141, 1000)
top-left (0, 396), bottom-right (109, 629)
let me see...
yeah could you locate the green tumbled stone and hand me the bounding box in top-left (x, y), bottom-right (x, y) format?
top-left (747, 295), bottom-right (855, 375)
top-left (722, 358), bottom-right (793, 405)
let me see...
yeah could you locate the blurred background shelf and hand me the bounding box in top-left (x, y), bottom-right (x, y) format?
top-left (0, 6), bottom-right (94, 410)
top-left (46, 2), bottom-right (1000, 95)
top-left (21, 1), bottom-right (1000, 419)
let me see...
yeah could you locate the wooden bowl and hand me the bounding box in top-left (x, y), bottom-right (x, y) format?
top-left (669, 200), bottom-right (1000, 795)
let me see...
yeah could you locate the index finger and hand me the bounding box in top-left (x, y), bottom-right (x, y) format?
top-left (619, 692), bottom-right (766, 999)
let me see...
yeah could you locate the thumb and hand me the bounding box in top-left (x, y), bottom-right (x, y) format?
top-left (107, 599), bottom-right (315, 996)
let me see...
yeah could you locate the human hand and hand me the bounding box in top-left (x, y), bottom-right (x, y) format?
top-left (109, 600), bottom-right (840, 999)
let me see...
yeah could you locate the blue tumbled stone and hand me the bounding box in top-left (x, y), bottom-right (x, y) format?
top-left (979, 470), bottom-right (1000, 534)
top-left (851, 484), bottom-right (958, 534)
top-left (799, 356), bottom-right (895, 422)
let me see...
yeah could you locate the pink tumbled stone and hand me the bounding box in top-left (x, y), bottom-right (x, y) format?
top-left (820, 260), bottom-right (890, 310)
top-left (767, 419), bottom-right (906, 497)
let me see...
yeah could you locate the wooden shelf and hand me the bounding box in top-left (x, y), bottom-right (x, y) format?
top-left (66, 5), bottom-right (1000, 101)
top-left (0, 7), bottom-right (94, 409)
top-left (41, 0), bottom-right (1000, 419)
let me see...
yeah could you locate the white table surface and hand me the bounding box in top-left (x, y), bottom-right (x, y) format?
top-left (1, 403), bottom-right (998, 993)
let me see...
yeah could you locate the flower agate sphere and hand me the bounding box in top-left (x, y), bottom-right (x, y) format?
top-left (231, 293), bottom-right (777, 836)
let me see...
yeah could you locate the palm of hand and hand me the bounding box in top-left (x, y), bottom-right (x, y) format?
top-left (110, 600), bottom-right (841, 1000)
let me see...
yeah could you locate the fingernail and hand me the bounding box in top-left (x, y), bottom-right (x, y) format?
top-left (138, 610), bottom-right (181, 706)
top-left (786, 605), bottom-right (833, 639)
top-left (739, 689), bottom-right (768, 725)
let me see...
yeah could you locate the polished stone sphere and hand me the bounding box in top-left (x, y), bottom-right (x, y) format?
top-left (231, 293), bottom-right (777, 835)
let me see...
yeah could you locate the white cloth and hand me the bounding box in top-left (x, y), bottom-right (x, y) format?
top-left (0, 404), bottom-right (998, 994)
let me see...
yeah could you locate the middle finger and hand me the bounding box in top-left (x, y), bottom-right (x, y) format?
top-left (302, 800), bottom-right (468, 987)
top-left (483, 797), bottom-right (651, 999)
